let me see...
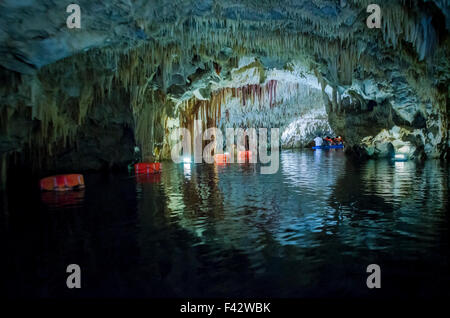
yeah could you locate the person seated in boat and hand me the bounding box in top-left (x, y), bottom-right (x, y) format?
top-left (134, 146), bottom-right (141, 162)
top-left (334, 136), bottom-right (343, 145)
top-left (314, 136), bottom-right (323, 147)
top-left (323, 136), bottom-right (333, 145)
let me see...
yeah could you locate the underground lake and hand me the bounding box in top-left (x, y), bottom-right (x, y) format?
top-left (1, 150), bottom-right (449, 298)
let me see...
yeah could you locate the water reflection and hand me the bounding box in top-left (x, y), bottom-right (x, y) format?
top-left (183, 163), bottom-right (192, 179)
top-left (40, 189), bottom-right (85, 209)
top-left (135, 173), bottom-right (161, 184)
top-left (147, 151), bottom-right (449, 296)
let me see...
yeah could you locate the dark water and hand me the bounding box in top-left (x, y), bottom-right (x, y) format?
top-left (1, 150), bottom-right (449, 298)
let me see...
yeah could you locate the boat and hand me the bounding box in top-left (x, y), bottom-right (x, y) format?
top-left (312, 144), bottom-right (344, 150)
top-left (392, 153), bottom-right (408, 162)
top-left (214, 153), bottom-right (231, 164)
top-left (40, 174), bottom-right (85, 191)
top-left (134, 162), bottom-right (161, 174)
top-left (238, 150), bottom-right (252, 162)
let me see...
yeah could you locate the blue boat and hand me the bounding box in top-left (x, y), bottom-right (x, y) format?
top-left (391, 153), bottom-right (408, 162)
top-left (312, 144), bottom-right (344, 150)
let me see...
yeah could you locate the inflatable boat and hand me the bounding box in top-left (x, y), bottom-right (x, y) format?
top-left (238, 150), bottom-right (252, 162)
top-left (134, 162), bottom-right (161, 174)
top-left (214, 153), bottom-right (231, 164)
top-left (40, 174), bottom-right (85, 191)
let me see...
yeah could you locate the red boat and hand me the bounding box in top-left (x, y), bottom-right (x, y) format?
top-left (214, 153), bottom-right (231, 164)
top-left (134, 162), bottom-right (161, 174)
top-left (238, 150), bottom-right (252, 162)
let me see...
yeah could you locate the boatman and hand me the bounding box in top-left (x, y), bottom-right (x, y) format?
top-left (314, 136), bottom-right (323, 147)
top-left (134, 146), bottom-right (141, 162)
top-left (323, 136), bottom-right (334, 145)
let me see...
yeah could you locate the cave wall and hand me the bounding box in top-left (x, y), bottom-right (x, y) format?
top-left (0, 66), bottom-right (136, 176)
top-left (319, 40), bottom-right (449, 159)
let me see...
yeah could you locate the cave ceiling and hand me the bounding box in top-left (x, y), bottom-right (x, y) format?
top-left (0, 0), bottom-right (449, 162)
top-left (1, 1), bottom-right (448, 88)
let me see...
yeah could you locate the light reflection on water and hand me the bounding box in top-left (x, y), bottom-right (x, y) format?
top-left (2, 150), bottom-right (449, 298)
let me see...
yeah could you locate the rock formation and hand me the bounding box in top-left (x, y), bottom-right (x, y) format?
top-left (0, 0), bottom-right (448, 187)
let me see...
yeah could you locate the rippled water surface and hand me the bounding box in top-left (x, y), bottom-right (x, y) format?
top-left (1, 150), bottom-right (449, 298)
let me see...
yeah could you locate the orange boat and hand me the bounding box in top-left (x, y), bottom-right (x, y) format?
top-left (40, 174), bottom-right (85, 191)
top-left (214, 153), bottom-right (231, 164)
top-left (134, 162), bottom-right (161, 174)
top-left (238, 150), bottom-right (252, 162)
